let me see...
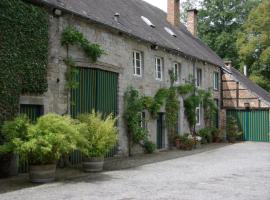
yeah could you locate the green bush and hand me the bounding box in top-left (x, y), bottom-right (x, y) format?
top-left (0, 115), bottom-right (30, 154)
top-left (143, 139), bottom-right (156, 154)
top-left (78, 111), bottom-right (118, 158)
top-left (198, 128), bottom-right (213, 143)
top-left (13, 114), bottom-right (84, 165)
top-left (226, 116), bottom-right (242, 139)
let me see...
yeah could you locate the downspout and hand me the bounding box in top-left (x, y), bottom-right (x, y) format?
top-left (193, 60), bottom-right (196, 135)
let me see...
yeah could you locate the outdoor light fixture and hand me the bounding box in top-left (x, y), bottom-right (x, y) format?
top-left (53, 8), bottom-right (62, 17)
top-left (244, 102), bottom-right (250, 109)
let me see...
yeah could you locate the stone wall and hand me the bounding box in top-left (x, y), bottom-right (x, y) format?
top-left (19, 10), bottom-right (221, 156)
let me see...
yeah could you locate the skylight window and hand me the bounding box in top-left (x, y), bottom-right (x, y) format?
top-left (164, 27), bottom-right (177, 37)
top-left (141, 16), bottom-right (155, 28)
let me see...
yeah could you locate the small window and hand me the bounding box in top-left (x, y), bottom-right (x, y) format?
top-left (141, 16), bottom-right (155, 28)
top-left (196, 68), bottom-right (202, 87)
top-left (196, 106), bottom-right (201, 125)
top-left (173, 63), bottom-right (180, 83)
top-left (140, 112), bottom-right (146, 129)
top-left (133, 51), bottom-right (142, 77)
top-left (155, 57), bottom-right (163, 81)
top-left (164, 27), bottom-right (176, 37)
top-left (213, 72), bottom-right (219, 90)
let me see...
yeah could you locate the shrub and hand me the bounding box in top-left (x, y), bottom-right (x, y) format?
top-left (198, 128), bottom-right (213, 143)
top-left (14, 114), bottom-right (84, 165)
top-left (78, 111), bottom-right (118, 158)
top-left (226, 116), bottom-right (242, 139)
top-left (143, 139), bottom-right (156, 154)
top-left (0, 115), bottom-right (30, 155)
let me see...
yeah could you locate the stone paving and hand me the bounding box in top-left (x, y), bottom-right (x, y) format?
top-left (1, 142), bottom-right (270, 200)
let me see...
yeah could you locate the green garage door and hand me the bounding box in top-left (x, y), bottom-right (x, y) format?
top-left (70, 68), bottom-right (118, 117)
top-left (227, 110), bottom-right (270, 142)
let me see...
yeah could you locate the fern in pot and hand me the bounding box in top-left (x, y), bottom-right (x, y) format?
top-left (0, 115), bottom-right (30, 177)
top-left (14, 114), bottom-right (85, 183)
top-left (78, 111), bottom-right (118, 172)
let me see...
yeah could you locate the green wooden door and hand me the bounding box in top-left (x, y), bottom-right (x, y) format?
top-left (19, 104), bottom-right (43, 173)
top-left (70, 68), bottom-right (118, 117)
top-left (227, 110), bottom-right (270, 142)
top-left (157, 113), bottom-right (165, 149)
top-left (70, 68), bottom-right (118, 161)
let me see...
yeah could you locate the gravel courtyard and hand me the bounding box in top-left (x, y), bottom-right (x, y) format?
top-left (1, 142), bottom-right (270, 200)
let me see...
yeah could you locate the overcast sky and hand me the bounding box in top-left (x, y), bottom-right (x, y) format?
top-left (142, 0), bottom-right (167, 11)
top-left (142, 0), bottom-right (201, 12)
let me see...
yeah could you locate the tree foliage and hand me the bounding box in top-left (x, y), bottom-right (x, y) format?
top-left (237, 0), bottom-right (270, 90)
top-left (198, 0), bottom-right (260, 68)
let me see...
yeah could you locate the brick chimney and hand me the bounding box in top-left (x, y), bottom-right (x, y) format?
top-left (187, 9), bottom-right (198, 37)
top-left (167, 0), bottom-right (180, 27)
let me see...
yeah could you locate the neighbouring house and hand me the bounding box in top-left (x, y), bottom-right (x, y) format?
top-left (18, 0), bottom-right (225, 156)
top-left (220, 61), bottom-right (270, 142)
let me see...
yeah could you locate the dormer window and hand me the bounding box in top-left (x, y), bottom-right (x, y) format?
top-left (141, 16), bottom-right (155, 28)
top-left (164, 27), bottom-right (177, 37)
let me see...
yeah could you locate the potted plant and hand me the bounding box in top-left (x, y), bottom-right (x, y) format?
top-left (143, 139), bottom-right (156, 154)
top-left (0, 115), bottom-right (30, 178)
top-left (175, 135), bottom-right (181, 149)
top-left (182, 137), bottom-right (195, 150)
top-left (14, 114), bottom-right (84, 183)
top-left (226, 117), bottom-right (242, 143)
top-left (78, 111), bottom-right (118, 172)
top-left (212, 129), bottom-right (225, 143)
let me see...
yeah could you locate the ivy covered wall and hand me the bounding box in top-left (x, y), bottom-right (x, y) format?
top-left (0, 0), bottom-right (49, 126)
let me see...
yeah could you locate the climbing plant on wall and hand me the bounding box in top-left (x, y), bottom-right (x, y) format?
top-left (0, 0), bottom-right (49, 130)
top-left (61, 26), bottom-right (105, 89)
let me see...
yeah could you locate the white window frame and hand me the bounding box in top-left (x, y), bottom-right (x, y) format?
top-left (155, 57), bottom-right (163, 81)
top-left (133, 51), bottom-right (142, 77)
top-left (213, 72), bottom-right (219, 90)
top-left (173, 63), bottom-right (180, 84)
top-left (196, 68), bottom-right (202, 88)
top-left (196, 106), bottom-right (201, 126)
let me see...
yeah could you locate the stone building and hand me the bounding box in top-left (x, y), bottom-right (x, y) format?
top-left (20, 0), bottom-right (225, 155)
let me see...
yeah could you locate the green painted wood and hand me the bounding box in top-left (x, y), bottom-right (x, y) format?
top-left (227, 110), bottom-right (270, 142)
top-left (70, 68), bottom-right (118, 161)
top-left (157, 113), bottom-right (165, 149)
top-left (19, 104), bottom-right (43, 173)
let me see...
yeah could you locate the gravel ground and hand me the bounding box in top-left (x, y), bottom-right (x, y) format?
top-left (0, 142), bottom-right (270, 200)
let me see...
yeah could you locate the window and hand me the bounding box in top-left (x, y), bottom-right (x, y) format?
top-left (155, 57), bottom-right (163, 81)
top-left (164, 27), bottom-right (177, 37)
top-left (141, 16), bottom-right (155, 28)
top-left (173, 63), bottom-right (180, 83)
top-left (214, 99), bottom-right (219, 128)
top-left (140, 112), bottom-right (146, 129)
top-left (196, 68), bottom-right (202, 87)
top-left (196, 106), bottom-right (201, 125)
top-left (133, 51), bottom-right (142, 77)
top-left (213, 72), bottom-right (219, 90)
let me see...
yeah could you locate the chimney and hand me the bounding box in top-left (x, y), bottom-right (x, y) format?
top-left (224, 61), bottom-right (232, 70)
top-left (167, 0), bottom-right (180, 27)
top-left (187, 9), bottom-right (198, 37)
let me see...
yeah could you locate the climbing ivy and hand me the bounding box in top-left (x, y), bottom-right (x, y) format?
top-left (61, 27), bottom-right (105, 62)
top-left (0, 0), bottom-right (48, 128)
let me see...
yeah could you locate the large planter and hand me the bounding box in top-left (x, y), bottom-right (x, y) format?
top-left (83, 157), bottom-right (104, 172)
top-left (29, 164), bottom-right (56, 183)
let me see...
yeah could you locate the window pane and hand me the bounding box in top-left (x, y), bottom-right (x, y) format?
top-left (136, 52), bottom-right (140, 60)
top-left (136, 67), bottom-right (141, 75)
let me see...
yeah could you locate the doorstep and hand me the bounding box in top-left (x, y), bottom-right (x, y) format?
top-left (0, 143), bottom-right (229, 194)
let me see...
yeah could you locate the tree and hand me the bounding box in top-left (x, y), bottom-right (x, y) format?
top-left (198, 0), bottom-right (260, 68)
top-left (237, 0), bottom-right (270, 91)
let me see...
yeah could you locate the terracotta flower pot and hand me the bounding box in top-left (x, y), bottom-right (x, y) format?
top-left (29, 164), bottom-right (56, 183)
top-left (83, 157), bottom-right (104, 172)
top-left (175, 139), bottom-right (181, 149)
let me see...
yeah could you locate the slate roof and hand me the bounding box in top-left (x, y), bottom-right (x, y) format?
top-left (230, 67), bottom-right (270, 103)
top-left (35, 0), bottom-right (224, 67)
